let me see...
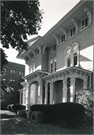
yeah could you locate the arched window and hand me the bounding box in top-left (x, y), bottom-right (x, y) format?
top-left (67, 48), bottom-right (71, 67)
top-left (72, 43), bottom-right (79, 66)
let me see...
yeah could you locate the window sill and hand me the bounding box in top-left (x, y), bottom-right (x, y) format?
top-left (79, 26), bottom-right (88, 32)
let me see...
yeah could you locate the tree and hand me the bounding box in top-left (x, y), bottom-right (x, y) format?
top-left (1, 1), bottom-right (43, 51)
top-left (1, 1), bottom-right (43, 92)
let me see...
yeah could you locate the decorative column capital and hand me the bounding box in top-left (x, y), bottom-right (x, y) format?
top-left (71, 17), bottom-right (78, 34)
top-left (37, 46), bottom-right (41, 54)
top-left (84, 6), bottom-right (92, 26)
top-left (53, 34), bottom-right (60, 46)
top-left (61, 27), bottom-right (68, 40)
top-left (43, 45), bottom-right (47, 54)
top-left (70, 78), bottom-right (76, 82)
top-left (31, 49), bottom-right (35, 58)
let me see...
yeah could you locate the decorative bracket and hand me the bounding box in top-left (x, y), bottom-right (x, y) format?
top-left (43, 45), bottom-right (47, 54)
top-left (71, 17), bottom-right (78, 34)
top-left (53, 34), bottom-right (60, 46)
top-left (84, 6), bottom-right (92, 26)
top-left (61, 27), bottom-right (68, 40)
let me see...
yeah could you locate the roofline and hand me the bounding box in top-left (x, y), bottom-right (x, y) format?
top-left (43, 0), bottom-right (86, 39)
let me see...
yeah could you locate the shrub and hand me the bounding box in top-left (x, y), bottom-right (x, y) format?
top-left (30, 103), bottom-right (85, 127)
top-left (76, 89), bottom-right (94, 127)
top-left (7, 104), bottom-right (26, 114)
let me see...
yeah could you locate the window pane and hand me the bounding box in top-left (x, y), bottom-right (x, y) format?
top-left (85, 18), bottom-right (88, 27)
top-left (54, 61), bottom-right (56, 72)
top-left (74, 53), bottom-right (77, 66)
top-left (51, 63), bottom-right (53, 72)
top-left (67, 58), bottom-right (71, 67)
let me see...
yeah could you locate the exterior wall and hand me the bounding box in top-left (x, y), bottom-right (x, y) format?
top-left (41, 47), bottom-right (48, 72)
top-left (57, 24), bottom-right (94, 71)
top-left (28, 54), bottom-right (42, 73)
top-left (47, 46), bottom-right (56, 72)
top-left (1, 62), bottom-right (25, 108)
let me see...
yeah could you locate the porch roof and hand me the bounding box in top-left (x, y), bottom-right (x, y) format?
top-left (22, 70), bottom-right (49, 80)
top-left (42, 66), bottom-right (92, 80)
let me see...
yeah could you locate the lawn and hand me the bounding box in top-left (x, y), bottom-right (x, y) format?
top-left (0, 110), bottom-right (93, 134)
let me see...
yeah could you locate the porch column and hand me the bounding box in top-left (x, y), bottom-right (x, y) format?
top-left (38, 80), bottom-right (43, 104)
top-left (70, 78), bottom-right (75, 102)
top-left (50, 82), bottom-right (53, 104)
top-left (83, 79), bottom-right (87, 89)
top-left (27, 84), bottom-right (30, 119)
top-left (45, 83), bottom-right (48, 104)
top-left (62, 80), bottom-right (67, 102)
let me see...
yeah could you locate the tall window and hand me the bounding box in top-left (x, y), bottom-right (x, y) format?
top-left (51, 62), bottom-right (53, 73)
top-left (73, 52), bottom-right (77, 66)
top-left (81, 18), bottom-right (88, 29)
top-left (67, 49), bottom-right (71, 67)
top-left (54, 59), bottom-right (57, 72)
top-left (73, 45), bottom-right (78, 66)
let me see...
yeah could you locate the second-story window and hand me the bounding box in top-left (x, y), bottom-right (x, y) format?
top-left (50, 61), bottom-right (53, 73)
top-left (73, 45), bottom-right (78, 66)
top-left (67, 49), bottom-right (71, 67)
top-left (52, 44), bottom-right (56, 52)
top-left (81, 18), bottom-right (88, 29)
top-left (61, 35), bottom-right (65, 43)
top-left (54, 59), bottom-right (57, 72)
top-left (71, 27), bottom-right (75, 37)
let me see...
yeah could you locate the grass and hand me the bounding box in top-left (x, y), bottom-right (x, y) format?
top-left (0, 110), bottom-right (93, 134)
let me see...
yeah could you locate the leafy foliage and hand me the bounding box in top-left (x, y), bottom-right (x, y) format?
top-left (1, 48), bottom-right (8, 72)
top-left (76, 89), bottom-right (94, 127)
top-left (1, 1), bottom-right (43, 51)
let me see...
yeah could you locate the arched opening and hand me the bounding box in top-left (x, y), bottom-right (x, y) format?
top-left (53, 80), bottom-right (62, 104)
top-left (75, 78), bottom-right (84, 102)
top-left (30, 81), bottom-right (38, 105)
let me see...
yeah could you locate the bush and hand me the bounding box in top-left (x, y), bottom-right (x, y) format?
top-left (76, 89), bottom-right (94, 127)
top-left (30, 103), bottom-right (85, 127)
top-left (7, 104), bottom-right (26, 114)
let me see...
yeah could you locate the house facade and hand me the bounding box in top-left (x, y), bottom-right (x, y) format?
top-left (17, 0), bottom-right (93, 115)
top-left (1, 62), bottom-right (25, 109)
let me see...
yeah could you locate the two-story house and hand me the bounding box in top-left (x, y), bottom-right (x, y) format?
top-left (17, 0), bottom-right (93, 116)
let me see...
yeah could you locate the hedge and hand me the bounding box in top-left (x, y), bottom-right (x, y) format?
top-left (30, 102), bottom-right (85, 126)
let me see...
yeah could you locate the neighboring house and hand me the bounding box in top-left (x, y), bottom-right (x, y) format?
top-left (1, 62), bottom-right (25, 109)
top-left (17, 0), bottom-right (93, 113)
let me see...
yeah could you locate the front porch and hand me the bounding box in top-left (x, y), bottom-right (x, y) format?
top-left (42, 66), bottom-right (92, 104)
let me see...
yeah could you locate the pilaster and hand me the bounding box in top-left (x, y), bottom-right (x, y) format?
top-left (45, 83), bottom-right (48, 104)
top-left (62, 80), bottom-right (67, 102)
top-left (50, 82), bottom-right (53, 104)
top-left (70, 78), bottom-right (75, 102)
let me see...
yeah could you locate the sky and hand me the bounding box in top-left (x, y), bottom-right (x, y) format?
top-left (1, 0), bottom-right (80, 65)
